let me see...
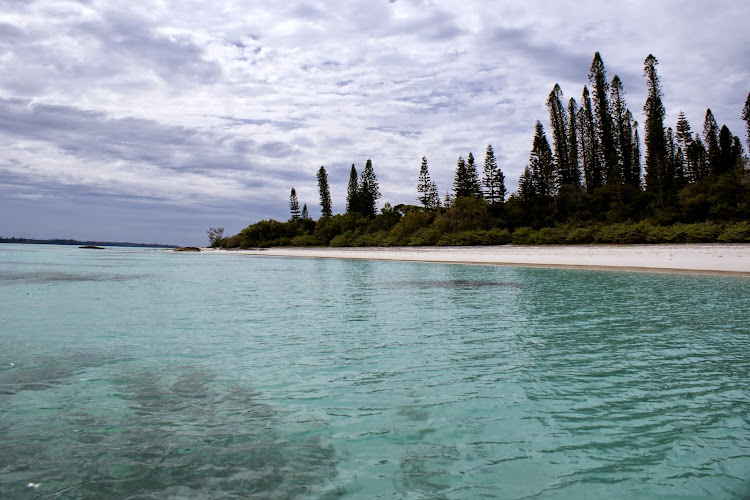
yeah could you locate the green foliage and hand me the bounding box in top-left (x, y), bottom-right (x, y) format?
top-left (389, 211), bottom-right (435, 243)
top-left (417, 156), bottom-right (432, 207)
top-left (433, 196), bottom-right (491, 234)
top-left (317, 166), bottom-right (332, 217)
top-left (359, 159), bottom-right (381, 217)
top-left (436, 228), bottom-right (511, 246)
top-left (527, 121), bottom-right (556, 198)
top-left (289, 188), bottom-right (300, 221)
top-left (718, 221), bottom-right (750, 242)
top-left (483, 144), bottom-right (506, 203)
top-left (643, 54), bottom-right (671, 202)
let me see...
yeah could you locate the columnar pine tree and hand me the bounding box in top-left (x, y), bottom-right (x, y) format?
top-left (453, 156), bottom-right (469, 198)
top-left (566, 98), bottom-right (581, 186)
top-left (609, 75), bottom-right (633, 184)
top-left (717, 125), bottom-right (735, 174)
top-left (589, 52), bottom-right (617, 184)
top-left (547, 84), bottom-right (571, 183)
top-left (346, 164), bottom-right (360, 214)
top-left (665, 127), bottom-right (679, 187)
top-left (482, 144), bottom-right (505, 203)
top-left (301, 204), bottom-right (309, 219)
top-left (622, 110), bottom-right (639, 186)
top-left (465, 152), bottom-right (483, 197)
top-left (631, 121), bottom-right (642, 188)
top-left (687, 135), bottom-right (709, 182)
top-left (289, 188), bottom-right (301, 221)
top-left (643, 54), bottom-right (669, 202)
top-left (675, 112), bottom-right (693, 183)
top-left (417, 156), bottom-right (432, 207)
top-left (529, 121), bottom-right (556, 198)
top-left (743, 92), bottom-right (750, 151)
top-left (317, 166), bottom-right (332, 217)
top-left (359, 159), bottom-right (380, 218)
top-left (703, 109), bottom-right (720, 175)
top-left (581, 86), bottom-right (603, 192)
top-left (427, 181), bottom-right (441, 209)
top-left (518, 166), bottom-right (535, 201)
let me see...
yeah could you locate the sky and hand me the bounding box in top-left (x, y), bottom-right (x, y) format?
top-left (1, 0), bottom-right (748, 246)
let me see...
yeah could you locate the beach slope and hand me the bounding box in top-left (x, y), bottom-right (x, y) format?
top-left (204, 244), bottom-right (750, 275)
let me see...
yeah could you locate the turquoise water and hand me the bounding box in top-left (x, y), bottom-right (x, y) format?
top-left (1, 244), bottom-right (749, 499)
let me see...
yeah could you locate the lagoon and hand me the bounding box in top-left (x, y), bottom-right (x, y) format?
top-left (1, 244), bottom-right (749, 498)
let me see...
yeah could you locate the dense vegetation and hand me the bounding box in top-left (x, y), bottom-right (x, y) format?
top-left (213, 53), bottom-right (750, 248)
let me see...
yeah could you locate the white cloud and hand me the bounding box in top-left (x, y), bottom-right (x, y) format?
top-left (0, 0), bottom-right (748, 244)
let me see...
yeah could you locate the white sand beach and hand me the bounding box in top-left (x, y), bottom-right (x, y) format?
top-left (203, 244), bottom-right (750, 275)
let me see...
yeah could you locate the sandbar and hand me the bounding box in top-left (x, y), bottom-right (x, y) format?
top-left (202, 244), bottom-right (750, 275)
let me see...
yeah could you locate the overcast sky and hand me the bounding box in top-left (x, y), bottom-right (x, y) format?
top-left (1, 0), bottom-right (748, 246)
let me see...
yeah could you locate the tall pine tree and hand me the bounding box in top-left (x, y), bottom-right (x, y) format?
top-left (581, 86), bottom-right (603, 192)
top-left (589, 52), bottom-right (617, 184)
top-left (566, 97), bottom-right (581, 187)
top-left (289, 188), bottom-right (301, 221)
top-left (317, 166), bottom-right (332, 217)
top-left (427, 181), bottom-right (440, 209)
top-left (346, 164), bottom-right (360, 214)
top-left (518, 166), bottom-right (535, 201)
top-left (687, 135), bottom-right (710, 182)
top-left (675, 112), bottom-right (692, 184)
top-left (359, 159), bottom-right (380, 217)
top-left (465, 152), bottom-right (483, 197)
top-left (610, 75), bottom-right (633, 184)
top-left (703, 109), bottom-right (720, 175)
top-left (631, 121), bottom-right (642, 187)
top-left (743, 91), bottom-right (750, 151)
top-left (453, 156), bottom-right (472, 198)
top-left (529, 121), bottom-right (556, 198)
top-left (482, 144), bottom-right (505, 203)
top-left (417, 156), bottom-right (432, 207)
top-left (643, 54), bottom-right (669, 202)
top-left (717, 125), bottom-right (735, 174)
top-left (547, 84), bottom-right (571, 183)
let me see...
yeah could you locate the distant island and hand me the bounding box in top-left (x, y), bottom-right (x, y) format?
top-left (0, 237), bottom-right (177, 248)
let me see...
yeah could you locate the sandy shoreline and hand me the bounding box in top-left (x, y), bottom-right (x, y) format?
top-left (200, 244), bottom-right (750, 275)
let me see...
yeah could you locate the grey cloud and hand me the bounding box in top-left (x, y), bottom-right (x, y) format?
top-left (366, 126), bottom-right (421, 138)
top-left (486, 26), bottom-right (591, 82)
top-left (289, 3), bottom-right (327, 20)
top-left (216, 115), bottom-right (307, 131)
top-left (72, 9), bottom-right (221, 85)
top-left (0, 22), bottom-right (24, 41)
top-left (0, 4), bottom-right (221, 97)
top-left (381, 8), bottom-right (466, 41)
top-left (258, 141), bottom-right (296, 158)
top-left (0, 98), bottom-right (299, 173)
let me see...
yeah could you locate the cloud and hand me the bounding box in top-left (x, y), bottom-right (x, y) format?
top-left (0, 0), bottom-right (748, 245)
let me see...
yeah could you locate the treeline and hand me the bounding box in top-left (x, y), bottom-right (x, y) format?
top-left (213, 53), bottom-right (750, 248)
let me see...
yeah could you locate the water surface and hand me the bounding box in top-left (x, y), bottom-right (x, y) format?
top-left (1, 244), bottom-right (749, 498)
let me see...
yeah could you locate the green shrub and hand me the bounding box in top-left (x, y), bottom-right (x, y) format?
top-left (511, 227), bottom-right (540, 245)
top-left (718, 221), bottom-right (750, 242)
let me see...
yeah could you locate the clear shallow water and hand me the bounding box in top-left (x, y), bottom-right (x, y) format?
top-left (1, 244), bottom-right (749, 499)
